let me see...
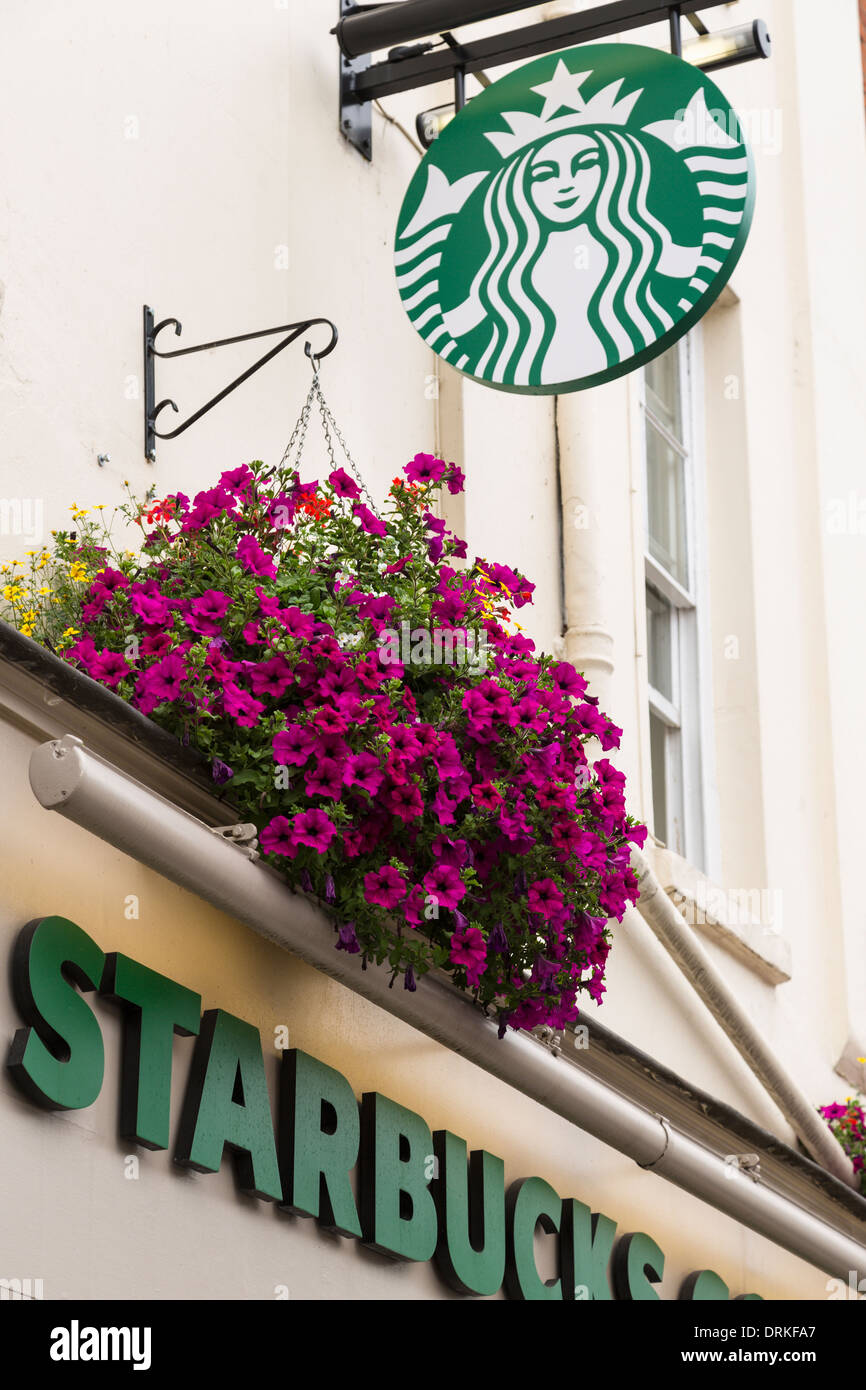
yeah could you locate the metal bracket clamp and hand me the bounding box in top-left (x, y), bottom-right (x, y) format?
top-left (532, 1024), bottom-right (564, 1056)
top-left (339, 0), bottom-right (373, 161)
top-left (211, 824), bottom-right (261, 862)
top-left (637, 1115), bottom-right (673, 1170)
top-left (724, 1153), bottom-right (762, 1182)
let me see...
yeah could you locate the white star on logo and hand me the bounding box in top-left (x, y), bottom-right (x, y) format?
top-left (531, 59), bottom-right (593, 121)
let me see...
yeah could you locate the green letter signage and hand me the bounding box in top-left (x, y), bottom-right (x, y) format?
top-left (279, 1049), bottom-right (362, 1237)
top-left (613, 1231), bottom-right (665, 1300)
top-left (360, 1093), bottom-right (437, 1261)
top-left (681, 1269), bottom-right (730, 1300)
top-left (175, 1009), bottom-right (281, 1201)
top-left (560, 1198), bottom-right (617, 1300)
top-left (395, 43), bottom-right (753, 394)
top-left (101, 953), bottom-right (201, 1151)
top-left (505, 1177), bottom-right (563, 1301)
top-left (7, 918), bottom-right (105, 1110)
top-left (432, 1130), bottom-right (506, 1296)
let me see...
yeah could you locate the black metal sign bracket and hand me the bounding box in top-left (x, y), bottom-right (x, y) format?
top-left (335, 0), bottom-right (770, 161)
top-left (143, 306), bottom-right (338, 463)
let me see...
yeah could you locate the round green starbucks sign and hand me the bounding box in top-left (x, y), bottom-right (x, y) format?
top-left (394, 43), bottom-right (755, 393)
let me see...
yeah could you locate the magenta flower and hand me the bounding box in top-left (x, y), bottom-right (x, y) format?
top-left (293, 809), bottom-right (337, 853)
top-left (188, 589), bottom-right (233, 636)
top-left (278, 606), bottom-right (316, 640)
top-left (260, 816), bottom-right (298, 858)
top-left (248, 655), bottom-right (293, 699)
top-left (89, 649), bottom-right (130, 688)
top-left (403, 885), bottom-right (426, 927)
top-left (273, 725), bottom-right (316, 766)
top-left (449, 926), bottom-right (486, 980)
top-left (130, 588), bottom-right (172, 628)
top-left (404, 453), bottom-right (446, 486)
top-left (328, 468), bottom-right (361, 499)
top-left (304, 758), bottom-right (344, 800)
top-left (236, 535), bottom-right (277, 579)
top-left (136, 651), bottom-right (187, 711)
top-left (183, 485), bottom-right (233, 530)
top-left (94, 567), bottom-right (129, 592)
top-left (470, 781), bottom-right (503, 811)
top-left (423, 863), bottom-right (466, 910)
top-left (344, 752), bottom-right (383, 796)
top-left (364, 866), bottom-right (408, 910)
top-left (222, 684), bottom-right (265, 728)
top-left (353, 503), bottom-right (388, 538)
top-left (528, 879), bottom-right (565, 919)
top-left (445, 463), bottom-right (466, 494)
top-left (220, 464), bottom-right (254, 494)
top-left (550, 661), bottom-right (587, 699)
top-left (385, 782), bottom-right (424, 821)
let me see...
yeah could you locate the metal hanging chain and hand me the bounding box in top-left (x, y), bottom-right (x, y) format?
top-left (273, 356), bottom-right (381, 520)
top-left (275, 375), bottom-right (318, 478)
top-left (311, 368), bottom-right (382, 519)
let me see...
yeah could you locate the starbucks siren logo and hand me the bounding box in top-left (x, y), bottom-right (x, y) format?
top-left (394, 43), bottom-right (755, 393)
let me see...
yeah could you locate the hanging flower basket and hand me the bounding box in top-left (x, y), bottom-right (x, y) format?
top-left (0, 383), bottom-right (644, 1033)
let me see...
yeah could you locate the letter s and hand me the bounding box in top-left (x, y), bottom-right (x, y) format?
top-left (6, 917), bottom-right (105, 1109)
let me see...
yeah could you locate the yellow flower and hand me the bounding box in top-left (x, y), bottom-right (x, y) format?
top-left (20, 625), bottom-right (34, 637)
top-left (61, 626), bottom-right (79, 638)
top-left (37, 586), bottom-right (51, 596)
top-left (21, 609), bottom-right (36, 623)
top-left (71, 508), bottom-right (89, 520)
top-left (69, 562), bottom-right (88, 582)
top-left (2, 584), bottom-right (22, 602)
top-left (0, 565), bottom-right (8, 574)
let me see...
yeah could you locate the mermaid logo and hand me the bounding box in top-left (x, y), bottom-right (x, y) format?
top-left (394, 43), bottom-right (755, 393)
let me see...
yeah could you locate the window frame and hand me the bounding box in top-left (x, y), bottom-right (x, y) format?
top-left (641, 330), bottom-right (717, 873)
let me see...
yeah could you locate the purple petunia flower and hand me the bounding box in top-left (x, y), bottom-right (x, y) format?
top-left (335, 922), bottom-right (361, 954)
top-left (328, 468), bottom-right (361, 500)
top-left (422, 863), bottom-right (466, 911)
top-left (236, 535), bottom-right (277, 579)
top-left (293, 809), bottom-right (337, 853)
top-left (404, 453), bottom-right (446, 486)
top-left (364, 866), bottom-right (408, 910)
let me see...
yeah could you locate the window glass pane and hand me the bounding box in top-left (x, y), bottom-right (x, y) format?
top-left (646, 422), bottom-right (688, 587)
top-left (646, 588), bottom-right (673, 701)
top-left (649, 711), bottom-right (668, 845)
top-left (645, 346), bottom-right (682, 440)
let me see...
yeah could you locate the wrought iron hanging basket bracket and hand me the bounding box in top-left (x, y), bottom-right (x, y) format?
top-left (142, 306), bottom-right (339, 463)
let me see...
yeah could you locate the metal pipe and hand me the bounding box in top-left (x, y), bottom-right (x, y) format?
top-left (27, 735), bottom-right (866, 1280)
top-left (668, 3), bottom-right (682, 56)
top-left (629, 846), bottom-right (856, 1188)
top-left (335, 1), bottom-right (539, 60)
